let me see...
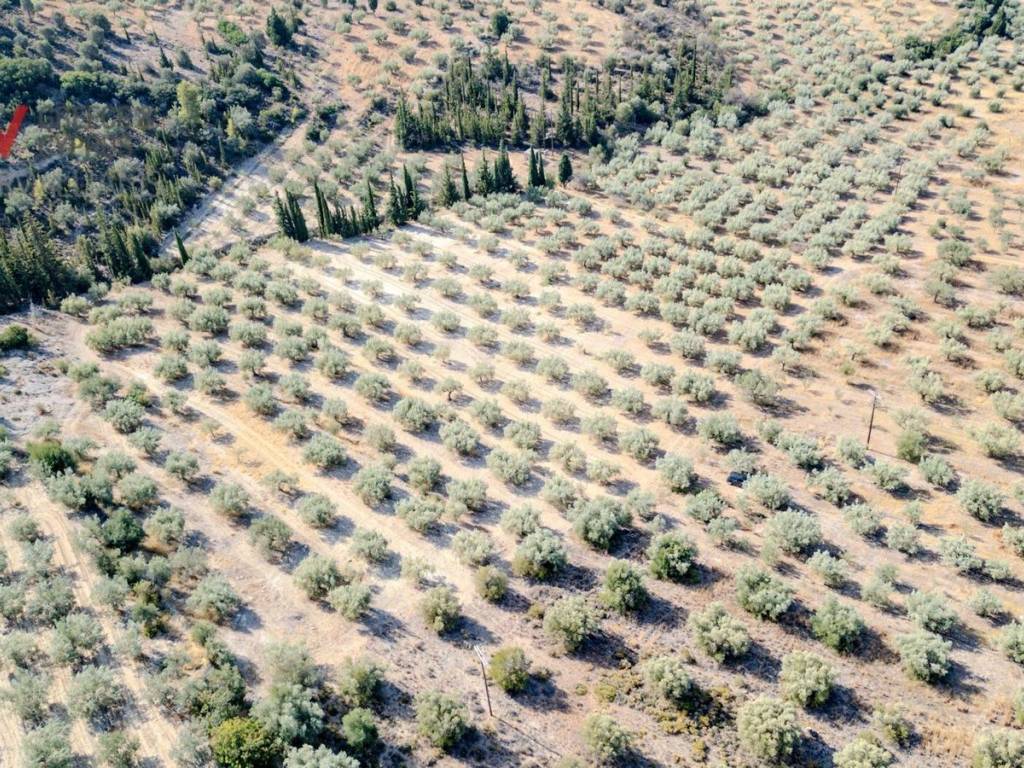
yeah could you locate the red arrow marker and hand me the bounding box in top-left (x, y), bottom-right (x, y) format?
top-left (0, 105), bottom-right (29, 159)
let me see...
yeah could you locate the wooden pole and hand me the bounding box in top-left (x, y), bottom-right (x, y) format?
top-left (473, 646), bottom-right (493, 717)
top-left (866, 393), bottom-right (878, 448)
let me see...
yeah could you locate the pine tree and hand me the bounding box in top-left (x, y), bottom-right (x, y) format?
top-left (510, 98), bottom-right (527, 146)
top-left (558, 153), bottom-right (573, 185)
top-left (529, 109), bottom-right (548, 147)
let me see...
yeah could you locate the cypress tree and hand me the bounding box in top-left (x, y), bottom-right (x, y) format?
top-left (361, 181), bottom-right (379, 233)
top-left (558, 153), bottom-right (573, 185)
top-left (386, 173), bottom-right (406, 226)
top-left (286, 191), bottom-right (308, 242)
top-left (460, 155), bottom-right (472, 200)
top-left (436, 162), bottom-right (459, 206)
top-left (474, 152), bottom-right (494, 196)
top-left (274, 192), bottom-right (294, 239)
top-left (175, 230), bottom-right (191, 265)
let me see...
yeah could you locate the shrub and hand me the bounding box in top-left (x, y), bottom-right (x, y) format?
top-left (452, 530), bottom-right (494, 566)
top-left (186, 575), bottom-right (241, 623)
top-left (0, 324), bottom-right (34, 352)
top-left (811, 598), bottom-right (864, 653)
top-left (421, 586), bottom-right (460, 633)
top-left (513, 529), bottom-right (567, 580)
top-left (97, 730), bottom-right (141, 768)
top-left (352, 464), bottom-right (393, 506)
top-left (736, 565), bottom-right (794, 621)
top-left (210, 717), bottom-right (281, 768)
top-left (600, 561), bottom-right (648, 614)
top-left (439, 419), bottom-right (479, 456)
top-left (250, 516), bottom-right (293, 559)
top-left (350, 529), bottom-right (388, 563)
top-left (210, 482), bottom-right (249, 518)
top-left (871, 704), bottom-right (912, 748)
top-left (647, 532), bottom-right (698, 582)
top-left (297, 493), bottom-right (337, 528)
top-left (656, 454), bottom-right (696, 492)
top-left (283, 745), bottom-right (359, 768)
top-left (340, 708), bottom-right (377, 756)
top-left (688, 602), bottom-right (750, 662)
top-left (807, 550), bottom-right (849, 587)
top-left (1001, 622), bottom-right (1024, 664)
top-left (972, 729), bottom-right (1024, 768)
top-left (582, 713), bottom-right (631, 763)
top-left (620, 428), bottom-right (659, 462)
top-left (487, 449), bottom-right (532, 486)
top-left (958, 479), bottom-right (1004, 521)
top-left (22, 722), bottom-right (73, 768)
top-left (501, 505), bottom-right (539, 539)
top-left (166, 451), bottom-right (201, 483)
top-left (907, 591), bottom-right (958, 634)
top-left (105, 399), bottom-right (145, 433)
top-left (474, 566), bottom-right (508, 602)
top-left (407, 456), bottom-right (442, 493)
top-left (780, 651), bottom-right (833, 708)
top-left (415, 691), bottom-right (468, 750)
top-left (834, 736), bottom-right (894, 768)
top-left (572, 497), bottom-right (629, 551)
top-left (743, 473), bottom-right (790, 511)
top-left (293, 555), bottom-right (342, 600)
top-left (544, 595), bottom-right (599, 652)
top-left (737, 697), bottom-right (800, 763)
top-left (336, 658), bottom-right (383, 709)
top-left (765, 509), bottom-right (821, 555)
top-left (68, 665), bottom-right (126, 724)
top-left (644, 656), bottom-right (694, 708)
top-left (328, 584), bottom-right (372, 621)
top-left (303, 434), bottom-right (348, 469)
top-left (698, 414), bottom-right (743, 447)
top-left (918, 453), bottom-right (956, 488)
top-left (394, 397), bottom-right (437, 433)
top-left (896, 630), bottom-right (951, 682)
top-left (489, 646), bottom-right (530, 693)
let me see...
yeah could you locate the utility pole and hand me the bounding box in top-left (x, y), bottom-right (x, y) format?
top-left (473, 645), bottom-right (493, 718)
top-left (866, 392), bottom-right (879, 449)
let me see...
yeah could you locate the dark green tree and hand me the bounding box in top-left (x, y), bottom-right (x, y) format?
top-left (558, 153), bottom-right (573, 185)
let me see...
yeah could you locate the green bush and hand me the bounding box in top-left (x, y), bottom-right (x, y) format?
top-left (972, 729), bottom-right (1024, 768)
top-left (765, 509), bottom-right (821, 555)
top-left (737, 696), bottom-right (800, 763)
top-left (513, 529), bottom-right (567, 580)
top-left (210, 717), bottom-right (281, 768)
top-left (811, 598), bottom-right (864, 653)
top-left (544, 595), bottom-right (599, 653)
top-left (834, 735), bottom-right (893, 768)
top-left (958, 479), bottom-right (1004, 521)
top-left (328, 583), bottom-right (372, 621)
top-left (780, 651), bottom-right (833, 708)
top-left (474, 566), bottom-right (508, 602)
top-left (647, 532), bottom-right (698, 582)
top-left (415, 690), bottom-right (468, 751)
top-left (688, 602), bottom-right (750, 662)
top-left (572, 497), bottom-right (629, 551)
top-left (907, 591), bottom-right (958, 634)
top-left (1000, 622), bottom-right (1024, 664)
top-left (736, 565), bottom-right (794, 621)
top-left (599, 560), bottom-right (648, 614)
top-left (896, 630), bottom-right (951, 682)
top-left (489, 646), bottom-right (530, 693)
top-left (0, 324), bottom-right (34, 352)
top-left (582, 713), bottom-right (631, 763)
top-left (644, 656), bottom-right (694, 708)
top-left (420, 586), bottom-right (460, 633)
top-left (293, 555), bottom-right (342, 600)
top-left (352, 464), bottom-right (393, 506)
top-left (186, 574), bottom-right (241, 623)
